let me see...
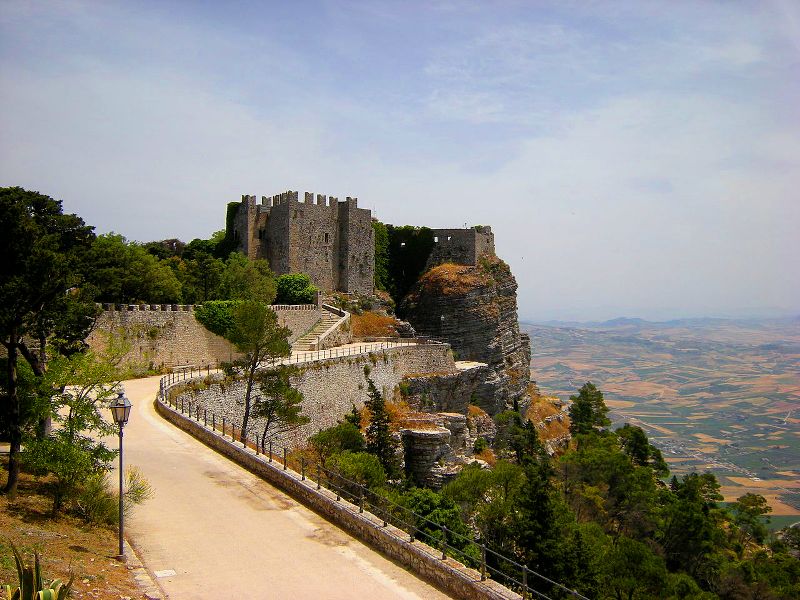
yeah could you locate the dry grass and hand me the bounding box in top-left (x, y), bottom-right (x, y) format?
top-left (415, 263), bottom-right (490, 298)
top-left (0, 464), bottom-right (142, 599)
top-left (475, 448), bottom-right (497, 466)
top-left (527, 390), bottom-right (571, 445)
top-left (351, 312), bottom-right (401, 338)
top-left (467, 404), bottom-right (488, 418)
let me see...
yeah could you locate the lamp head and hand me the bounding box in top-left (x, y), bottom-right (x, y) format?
top-left (110, 390), bottom-right (132, 427)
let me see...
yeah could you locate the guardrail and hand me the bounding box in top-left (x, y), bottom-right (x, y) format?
top-left (157, 363), bottom-right (589, 600)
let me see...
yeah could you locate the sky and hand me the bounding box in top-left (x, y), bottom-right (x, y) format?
top-left (1, 0), bottom-right (798, 321)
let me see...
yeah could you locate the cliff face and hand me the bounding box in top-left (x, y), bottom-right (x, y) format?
top-left (400, 256), bottom-right (531, 414)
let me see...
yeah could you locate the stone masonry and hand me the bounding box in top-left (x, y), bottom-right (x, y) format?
top-left (175, 343), bottom-right (457, 449)
top-left (87, 304), bottom-right (323, 371)
top-left (232, 191), bottom-right (375, 295)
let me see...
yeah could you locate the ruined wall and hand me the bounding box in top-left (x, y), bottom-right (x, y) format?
top-left (175, 343), bottom-right (456, 449)
top-left (426, 226), bottom-right (495, 270)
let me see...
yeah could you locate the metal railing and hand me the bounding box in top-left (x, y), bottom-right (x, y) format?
top-left (157, 369), bottom-right (590, 600)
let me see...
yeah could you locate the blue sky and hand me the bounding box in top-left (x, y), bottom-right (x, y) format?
top-left (1, 1), bottom-right (798, 320)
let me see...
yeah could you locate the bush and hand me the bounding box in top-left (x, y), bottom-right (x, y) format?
top-left (75, 467), bottom-right (153, 525)
top-left (328, 451), bottom-right (386, 493)
top-left (194, 300), bottom-right (240, 337)
top-left (309, 422), bottom-right (365, 465)
top-left (275, 274), bottom-right (318, 304)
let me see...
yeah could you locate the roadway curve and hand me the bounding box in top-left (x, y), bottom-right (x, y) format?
top-left (120, 375), bottom-right (452, 599)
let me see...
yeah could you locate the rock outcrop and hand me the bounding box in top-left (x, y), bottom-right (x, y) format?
top-left (400, 256), bottom-right (531, 414)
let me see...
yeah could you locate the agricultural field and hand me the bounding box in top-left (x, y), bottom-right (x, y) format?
top-left (522, 317), bottom-right (800, 528)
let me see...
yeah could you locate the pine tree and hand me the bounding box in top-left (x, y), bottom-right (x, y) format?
top-left (568, 381), bottom-right (611, 435)
top-left (364, 378), bottom-right (399, 478)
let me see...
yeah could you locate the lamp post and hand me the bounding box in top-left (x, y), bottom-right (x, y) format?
top-left (109, 389), bottom-right (132, 559)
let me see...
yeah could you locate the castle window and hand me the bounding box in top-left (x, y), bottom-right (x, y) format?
top-left (400, 242), bottom-right (406, 247)
top-left (447, 236), bottom-right (452, 241)
top-left (434, 236), bottom-right (438, 243)
top-left (325, 232), bottom-right (329, 243)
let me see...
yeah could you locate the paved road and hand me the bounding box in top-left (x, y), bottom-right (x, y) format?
top-left (119, 375), bottom-right (452, 600)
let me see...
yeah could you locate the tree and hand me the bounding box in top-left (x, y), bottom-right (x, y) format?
top-left (400, 487), bottom-right (477, 559)
top-left (0, 187), bottom-right (95, 498)
top-left (364, 378), bottom-right (400, 478)
top-left (251, 365), bottom-right (309, 450)
top-left (226, 300), bottom-right (291, 444)
top-left (731, 493), bottom-right (772, 547)
top-left (600, 536), bottom-right (668, 600)
top-left (85, 233), bottom-right (181, 303)
top-left (309, 421), bottom-right (365, 465)
top-left (22, 349), bottom-right (122, 513)
top-left (568, 382), bottom-right (610, 435)
top-left (275, 273), bottom-right (318, 304)
top-left (219, 253), bottom-right (276, 303)
top-left (617, 423), bottom-right (669, 478)
top-left (328, 451), bottom-right (386, 495)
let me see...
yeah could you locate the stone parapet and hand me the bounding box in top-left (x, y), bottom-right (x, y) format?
top-left (155, 395), bottom-right (520, 600)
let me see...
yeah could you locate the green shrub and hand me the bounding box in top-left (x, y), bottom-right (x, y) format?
top-left (473, 436), bottom-right (489, 453)
top-left (194, 300), bottom-right (240, 337)
top-left (309, 422), bottom-right (365, 465)
top-left (275, 273), bottom-right (318, 304)
top-left (75, 467), bottom-right (153, 525)
top-left (328, 451), bottom-right (386, 492)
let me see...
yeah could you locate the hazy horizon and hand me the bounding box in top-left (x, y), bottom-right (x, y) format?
top-left (2, 1), bottom-right (798, 320)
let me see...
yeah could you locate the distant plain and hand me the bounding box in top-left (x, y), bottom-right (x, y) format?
top-left (522, 317), bottom-right (800, 528)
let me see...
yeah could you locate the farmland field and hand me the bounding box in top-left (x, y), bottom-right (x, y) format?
top-left (522, 317), bottom-right (800, 527)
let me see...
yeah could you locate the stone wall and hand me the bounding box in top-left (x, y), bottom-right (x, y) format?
top-left (155, 398), bottom-right (519, 600)
top-left (231, 191), bottom-right (374, 295)
top-left (87, 304), bottom-right (323, 371)
top-left (426, 226), bottom-right (495, 270)
top-left (87, 305), bottom-right (236, 371)
top-left (273, 305), bottom-right (322, 343)
top-left (174, 343), bottom-right (457, 449)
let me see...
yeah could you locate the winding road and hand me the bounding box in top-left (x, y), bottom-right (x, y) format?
top-left (119, 375), bottom-right (452, 599)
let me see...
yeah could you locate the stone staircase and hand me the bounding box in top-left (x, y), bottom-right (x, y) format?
top-left (291, 310), bottom-right (342, 351)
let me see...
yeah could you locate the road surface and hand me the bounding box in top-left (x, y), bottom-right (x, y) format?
top-left (119, 375), bottom-right (452, 599)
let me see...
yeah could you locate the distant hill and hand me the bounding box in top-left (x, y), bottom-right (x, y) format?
top-left (521, 316), bottom-right (800, 525)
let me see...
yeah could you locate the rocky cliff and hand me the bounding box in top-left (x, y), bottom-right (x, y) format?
top-left (400, 255), bottom-right (531, 414)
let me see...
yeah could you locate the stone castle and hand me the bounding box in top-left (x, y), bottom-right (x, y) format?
top-left (230, 190), bottom-right (495, 294)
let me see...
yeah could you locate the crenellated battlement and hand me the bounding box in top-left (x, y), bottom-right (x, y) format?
top-left (230, 190), bottom-right (374, 295)
top-left (240, 191), bottom-right (358, 209)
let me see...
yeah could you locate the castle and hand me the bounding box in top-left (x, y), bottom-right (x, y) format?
top-left (229, 190), bottom-right (496, 295)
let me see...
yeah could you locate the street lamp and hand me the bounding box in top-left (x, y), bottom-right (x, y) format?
top-left (109, 389), bottom-right (132, 559)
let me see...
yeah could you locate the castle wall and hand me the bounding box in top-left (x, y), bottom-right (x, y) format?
top-left (232, 191), bottom-right (374, 295)
top-left (288, 195), bottom-right (338, 291)
top-left (266, 200), bottom-right (291, 275)
top-left (426, 226), bottom-right (495, 269)
top-left (338, 197), bottom-right (375, 295)
top-left (86, 304), bottom-right (322, 372)
top-left (87, 306), bottom-right (237, 372)
top-left (175, 343), bottom-right (456, 449)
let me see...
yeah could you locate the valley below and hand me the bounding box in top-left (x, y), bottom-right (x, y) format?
top-left (523, 317), bottom-right (800, 528)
